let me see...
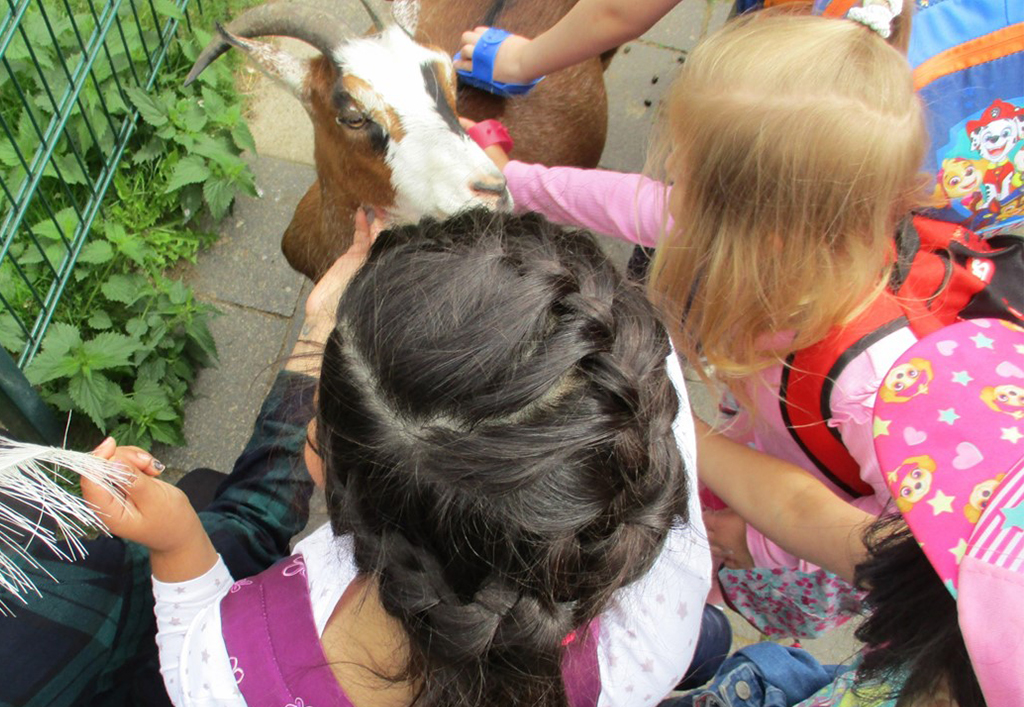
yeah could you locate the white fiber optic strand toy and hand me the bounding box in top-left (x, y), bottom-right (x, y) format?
top-left (0, 436), bottom-right (132, 614)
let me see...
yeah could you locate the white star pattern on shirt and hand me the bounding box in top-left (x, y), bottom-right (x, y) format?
top-left (971, 333), bottom-right (994, 349)
top-left (201, 649), bottom-right (210, 663)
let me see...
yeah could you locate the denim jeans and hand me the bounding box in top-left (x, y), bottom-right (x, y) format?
top-left (661, 643), bottom-right (848, 707)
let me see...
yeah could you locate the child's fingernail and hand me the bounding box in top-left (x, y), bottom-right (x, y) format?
top-left (152, 460), bottom-right (165, 473)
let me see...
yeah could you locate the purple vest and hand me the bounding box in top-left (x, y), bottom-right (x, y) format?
top-left (221, 554), bottom-right (602, 707)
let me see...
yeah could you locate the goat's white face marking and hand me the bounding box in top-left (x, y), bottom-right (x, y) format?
top-left (334, 26), bottom-right (510, 222)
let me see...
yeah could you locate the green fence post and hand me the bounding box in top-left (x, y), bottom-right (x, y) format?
top-left (0, 345), bottom-right (61, 443)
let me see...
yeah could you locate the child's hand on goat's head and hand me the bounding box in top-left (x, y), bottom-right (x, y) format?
top-left (302, 208), bottom-right (379, 342)
top-left (83, 438), bottom-right (216, 582)
top-left (458, 118), bottom-right (510, 169)
top-left (454, 26), bottom-right (534, 85)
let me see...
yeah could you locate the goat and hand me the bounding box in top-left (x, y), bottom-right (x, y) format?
top-left (185, 0), bottom-right (608, 281)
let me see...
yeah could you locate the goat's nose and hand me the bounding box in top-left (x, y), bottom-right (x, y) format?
top-left (471, 173), bottom-right (508, 196)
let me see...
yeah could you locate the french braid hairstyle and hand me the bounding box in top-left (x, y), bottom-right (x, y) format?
top-left (316, 209), bottom-right (688, 707)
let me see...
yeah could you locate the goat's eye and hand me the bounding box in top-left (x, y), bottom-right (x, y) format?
top-left (336, 107), bottom-right (368, 129)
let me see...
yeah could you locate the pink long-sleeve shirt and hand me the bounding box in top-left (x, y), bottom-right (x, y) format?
top-left (505, 160), bottom-right (908, 571)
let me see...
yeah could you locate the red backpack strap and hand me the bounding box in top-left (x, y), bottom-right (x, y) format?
top-left (780, 216), bottom-right (1019, 497)
top-left (780, 298), bottom-right (906, 499)
top-left (779, 218), bottom-right (945, 498)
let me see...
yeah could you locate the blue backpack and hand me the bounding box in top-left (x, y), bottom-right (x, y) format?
top-left (736, 0), bottom-right (1024, 236)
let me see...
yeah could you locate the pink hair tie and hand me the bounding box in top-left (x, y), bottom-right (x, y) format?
top-left (466, 119), bottom-right (514, 154)
top-left (846, 0), bottom-right (902, 39)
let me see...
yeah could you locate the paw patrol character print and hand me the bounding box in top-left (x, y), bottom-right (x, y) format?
top-left (879, 358), bottom-right (933, 403)
top-left (966, 100), bottom-right (1023, 212)
top-left (980, 384), bottom-right (1024, 420)
top-left (931, 157), bottom-right (985, 215)
top-left (964, 474), bottom-right (1006, 524)
top-left (892, 455), bottom-right (936, 513)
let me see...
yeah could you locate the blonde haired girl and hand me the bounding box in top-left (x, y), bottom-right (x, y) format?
top-left (649, 9), bottom-right (924, 385)
top-left (474, 2), bottom-right (930, 607)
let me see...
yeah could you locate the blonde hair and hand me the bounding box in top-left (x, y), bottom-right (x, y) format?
top-left (648, 9), bottom-right (926, 399)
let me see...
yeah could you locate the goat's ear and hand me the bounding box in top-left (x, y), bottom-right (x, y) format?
top-left (391, 0), bottom-right (420, 38)
top-left (216, 26), bottom-right (312, 108)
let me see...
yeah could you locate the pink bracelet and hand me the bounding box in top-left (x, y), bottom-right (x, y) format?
top-left (466, 119), bottom-right (514, 154)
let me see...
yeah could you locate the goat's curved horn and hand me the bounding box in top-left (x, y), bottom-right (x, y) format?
top-left (357, 0), bottom-right (385, 33)
top-left (184, 3), bottom-right (352, 87)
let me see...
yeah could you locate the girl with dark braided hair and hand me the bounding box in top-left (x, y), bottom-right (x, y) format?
top-left (87, 210), bottom-right (712, 707)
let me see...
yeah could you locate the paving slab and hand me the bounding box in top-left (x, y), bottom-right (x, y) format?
top-left (184, 158), bottom-right (311, 316)
top-left (642, 0), bottom-right (734, 51)
top-left (598, 42), bottom-right (686, 174)
top-left (156, 302), bottom-right (298, 474)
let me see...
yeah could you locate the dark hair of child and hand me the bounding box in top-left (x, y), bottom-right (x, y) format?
top-left (854, 514), bottom-right (985, 707)
top-left (314, 210), bottom-right (689, 707)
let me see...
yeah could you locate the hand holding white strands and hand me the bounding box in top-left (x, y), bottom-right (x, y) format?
top-left (0, 436), bottom-right (133, 612)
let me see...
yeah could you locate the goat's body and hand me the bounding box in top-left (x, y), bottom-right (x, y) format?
top-left (417, 0), bottom-right (608, 168)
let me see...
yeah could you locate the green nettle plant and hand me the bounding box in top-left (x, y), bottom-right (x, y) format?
top-left (0, 2), bottom-right (258, 448)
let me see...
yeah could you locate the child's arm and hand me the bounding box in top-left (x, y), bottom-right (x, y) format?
top-left (463, 118), bottom-right (671, 246)
top-left (694, 418), bottom-right (872, 583)
top-left (505, 161), bottom-right (670, 248)
top-left (454, 0), bottom-right (681, 84)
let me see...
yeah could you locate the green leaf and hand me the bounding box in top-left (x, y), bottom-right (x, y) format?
top-left (126, 317), bottom-right (148, 338)
top-left (152, 0), bottom-right (184, 20)
top-left (149, 420), bottom-right (185, 446)
top-left (231, 121), bottom-right (257, 154)
top-left (68, 371), bottom-right (123, 431)
top-left (200, 86), bottom-right (226, 118)
top-left (180, 183), bottom-right (204, 221)
top-left (137, 357), bottom-right (166, 385)
top-left (105, 223), bottom-right (154, 266)
top-left (185, 316), bottom-right (218, 363)
top-left (0, 313), bottom-right (27, 353)
top-left (165, 155), bottom-right (211, 193)
top-left (30, 207), bottom-right (78, 242)
top-left (87, 310), bottom-right (113, 330)
top-left (181, 100), bottom-right (208, 133)
top-left (203, 176), bottom-right (235, 221)
top-left (77, 240), bottom-right (114, 264)
top-left (126, 86), bottom-right (168, 127)
top-left (0, 137), bottom-right (22, 167)
top-left (82, 332), bottom-right (141, 370)
top-left (25, 323), bottom-right (84, 385)
top-left (104, 83), bottom-right (129, 115)
top-left (53, 151), bottom-right (89, 185)
top-left (39, 322), bottom-right (81, 356)
top-left (194, 136), bottom-right (246, 173)
top-left (132, 137), bottom-right (164, 163)
top-left (101, 273), bottom-right (145, 305)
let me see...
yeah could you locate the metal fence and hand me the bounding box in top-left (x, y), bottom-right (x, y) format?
top-left (0, 0), bottom-right (195, 442)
